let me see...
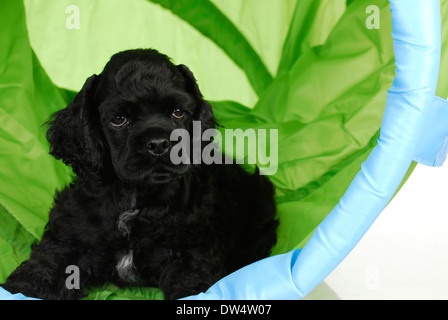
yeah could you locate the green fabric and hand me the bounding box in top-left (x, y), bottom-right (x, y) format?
top-left (1, 0), bottom-right (447, 299)
top-left (149, 0), bottom-right (274, 96)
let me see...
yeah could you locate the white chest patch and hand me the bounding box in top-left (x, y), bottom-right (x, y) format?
top-left (116, 208), bottom-right (140, 282)
top-left (117, 209), bottom-right (140, 238)
top-left (116, 250), bottom-right (137, 283)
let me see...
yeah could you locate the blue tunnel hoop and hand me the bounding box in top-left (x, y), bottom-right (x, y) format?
top-left (1, 0), bottom-right (448, 301)
top-left (181, 0), bottom-right (448, 300)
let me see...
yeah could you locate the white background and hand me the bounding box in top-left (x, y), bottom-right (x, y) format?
top-left (305, 161), bottom-right (448, 300)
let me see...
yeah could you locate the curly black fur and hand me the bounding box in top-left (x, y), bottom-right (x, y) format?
top-left (2, 49), bottom-right (278, 300)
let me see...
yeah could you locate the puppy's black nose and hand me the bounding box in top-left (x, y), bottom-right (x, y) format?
top-left (146, 138), bottom-right (170, 156)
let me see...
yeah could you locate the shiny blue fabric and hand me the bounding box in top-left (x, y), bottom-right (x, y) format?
top-left (0, 287), bottom-right (39, 300)
top-left (415, 96), bottom-right (448, 166)
top-left (182, 250), bottom-right (303, 300)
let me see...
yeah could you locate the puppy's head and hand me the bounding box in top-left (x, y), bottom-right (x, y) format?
top-left (47, 49), bottom-right (215, 185)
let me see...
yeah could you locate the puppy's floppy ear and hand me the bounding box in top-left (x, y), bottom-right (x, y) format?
top-left (46, 74), bottom-right (110, 179)
top-left (177, 64), bottom-right (215, 132)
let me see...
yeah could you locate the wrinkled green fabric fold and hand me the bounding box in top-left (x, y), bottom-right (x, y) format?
top-left (0, 0), bottom-right (71, 242)
top-left (148, 0), bottom-right (273, 96)
top-left (277, 0), bottom-right (346, 75)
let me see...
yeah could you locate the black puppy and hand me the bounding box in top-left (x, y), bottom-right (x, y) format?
top-left (3, 49), bottom-right (278, 300)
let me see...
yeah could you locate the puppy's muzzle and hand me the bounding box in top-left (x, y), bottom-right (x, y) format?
top-left (146, 138), bottom-right (170, 157)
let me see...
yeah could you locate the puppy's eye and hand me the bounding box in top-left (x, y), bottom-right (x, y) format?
top-left (172, 108), bottom-right (185, 120)
top-left (110, 116), bottom-right (128, 128)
